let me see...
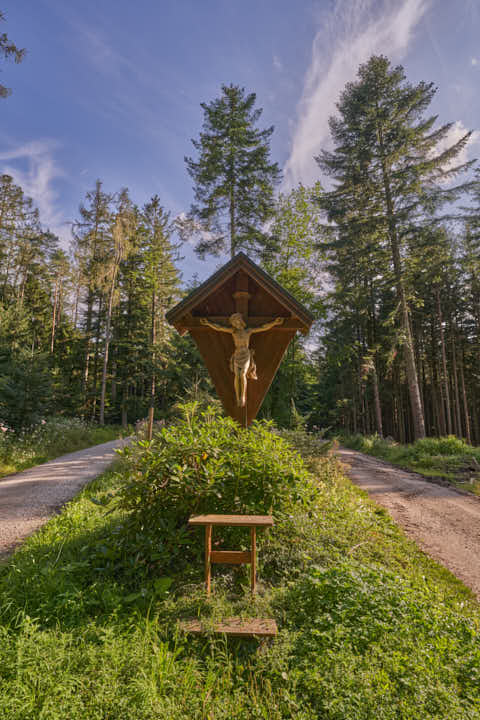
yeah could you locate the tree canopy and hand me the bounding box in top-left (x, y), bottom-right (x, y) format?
top-left (185, 84), bottom-right (281, 259)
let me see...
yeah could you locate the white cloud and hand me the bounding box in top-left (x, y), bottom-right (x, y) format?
top-left (471, 57), bottom-right (478, 66)
top-left (0, 140), bottom-right (69, 243)
top-left (283, 0), bottom-right (429, 189)
top-left (273, 55), bottom-right (283, 72)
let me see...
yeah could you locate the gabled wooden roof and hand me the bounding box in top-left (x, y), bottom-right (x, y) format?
top-left (166, 252), bottom-right (314, 329)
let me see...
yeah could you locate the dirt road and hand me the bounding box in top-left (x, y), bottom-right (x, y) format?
top-left (0, 439), bottom-right (126, 559)
top-left (337, 447), bottom-right (480, 598)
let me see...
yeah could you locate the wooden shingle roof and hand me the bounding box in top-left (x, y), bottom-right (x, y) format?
top-left (166, 252), bottom-right (314, 330)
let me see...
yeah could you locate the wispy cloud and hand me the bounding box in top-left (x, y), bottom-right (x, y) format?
top-left (273, 55), bottom-right (283, 72)
top-left (71, 21), bottom-right (190, 146)
top-left (0, 140), bottom-right (69, 243)
top-left (471, 57), bottom-right (478, 66)
top-left (283, 0), bottom-right (429, 189)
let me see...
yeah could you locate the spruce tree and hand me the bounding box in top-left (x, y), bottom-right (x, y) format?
top-left (317, 55), bottom-right (475, 440)
top-left (185, 84), bottom-right (281, 259)
top-left (72, 180), bottom-right (113, 414)
top-left (140, 195), bottom-right (180, 435)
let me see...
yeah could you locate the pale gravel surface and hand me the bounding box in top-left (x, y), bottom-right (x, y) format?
top-left (0, 439), bottom-right (127, 559)
top-left (337, 447), bottom-right (480, 598)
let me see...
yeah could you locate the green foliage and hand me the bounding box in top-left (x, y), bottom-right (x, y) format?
top-left (281, 563), bottom-right (479, 718)
top-left (341, 433), bottom-right (480, 493)
top-left (0, 417), bottom-right (121, 476)
top-left (278, 429), bottom-right (333, 458)
top-left (185, 83), bottom-right (281, 258)
top-left (113, 404), bottom-right (316, 569)
top-left (0, 422), bottom-right (479, 718)
top-left (0, 10), bottom-right (25, 98)
top-left (261, 183), bottom-right (325, 317)
top-left (316, 55), bottom-right (477, 443)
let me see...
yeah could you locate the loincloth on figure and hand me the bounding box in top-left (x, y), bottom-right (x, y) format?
top-left (230, 348), bottom-right (257, 380)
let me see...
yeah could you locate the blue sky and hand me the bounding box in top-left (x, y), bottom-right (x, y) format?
top-left (2, 0), bottom-right (479, 283)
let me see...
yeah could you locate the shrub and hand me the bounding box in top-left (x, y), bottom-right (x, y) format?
top-left (412, 435), bottom-right (472, 457)
top-left (112, 403), bottom-right (318, 571)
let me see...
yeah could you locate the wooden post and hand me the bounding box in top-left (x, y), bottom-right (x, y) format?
top-left (147, 406), bottom-right (154, 441)
top-left (250, 527), bottom-right (256, 594)
top-left (205, 524), bottom-right (212, 596)
top-left (233, 271), bottom-right (251, 320)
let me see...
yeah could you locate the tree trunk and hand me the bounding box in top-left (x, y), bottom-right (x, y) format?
top-left (436, 290), bottom-right (452, 435)
top-left (99, 271), bottom-right (118, 425)
top-left (459, 343), bottom-right (471, 444)
top-left (451, 335), bottom-right (462, 438)
top-left (147, 291), bottom-right (157, 441)
top-left (50, 278), bottom-right (59, 353)
top-left (91, 296), bottom-right (103, 422)
top-left (377, 121), bottom-right (425, 439)
top-left (372, 359), bottom-right (383, 436)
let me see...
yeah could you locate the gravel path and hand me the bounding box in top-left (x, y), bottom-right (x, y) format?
top-left (0, 439), bottom-right (127, 559)
top-left (337, 447), bottom-right (480, 598)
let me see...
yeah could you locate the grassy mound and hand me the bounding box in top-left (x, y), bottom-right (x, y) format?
top-left (342, 433), bottom-right (480, 494)
top-left (0, 412), bottom-right (479, 718)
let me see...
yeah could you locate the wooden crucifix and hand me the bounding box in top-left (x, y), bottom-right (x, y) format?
top-left (166, 253), bottom-right (313, 426)
top-left (199, 272), bottom-right (284, 408)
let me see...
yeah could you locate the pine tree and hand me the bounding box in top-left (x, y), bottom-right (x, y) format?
top-left (317, 55), bottom-right (474, 440)
top-left (140, 195), bottom-right (181, 436)
top-left (185, 84), bottom-right (281, 259)
top-left (72, 180), bottom-right (113, 414)
top-left (99, 189), bottom-right (133, 425)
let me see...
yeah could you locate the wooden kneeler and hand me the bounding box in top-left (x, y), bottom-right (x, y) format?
top-left (180, 514), bottom-right (277, 639)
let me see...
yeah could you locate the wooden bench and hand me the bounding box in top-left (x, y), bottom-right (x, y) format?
top-left (188, 514), bottom-right (274, 595)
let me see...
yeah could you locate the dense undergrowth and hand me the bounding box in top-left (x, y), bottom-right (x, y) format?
top-left (0, 416), bottom-right (123, 478)
top-left (341, 433), bottom-right (480, 494)
top-left (0, 408), bottom-right (479, 718)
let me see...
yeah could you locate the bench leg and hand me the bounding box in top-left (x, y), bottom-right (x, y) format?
top-left (251, 527), bottom-right (256, 594)
top-left (205, 524), bottom-right (212, 596)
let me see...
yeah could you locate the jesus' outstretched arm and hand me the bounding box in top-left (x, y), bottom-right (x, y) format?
top-left (250, 317), bottom-right (284, 334)
top-left (199, 318), bottom-right (233, 333)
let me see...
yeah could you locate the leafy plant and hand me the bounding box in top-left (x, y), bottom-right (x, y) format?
top-left (112, 403), bottom-right (317, 570)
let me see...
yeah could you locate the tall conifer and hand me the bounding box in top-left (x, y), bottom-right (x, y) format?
top-left (317, 55), bottom-right (474, 440)
top-left (185, 84), bottom-right (281, 259)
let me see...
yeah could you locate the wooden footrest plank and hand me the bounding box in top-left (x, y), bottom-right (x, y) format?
top-left (180, 617), bottom-right (277, 638)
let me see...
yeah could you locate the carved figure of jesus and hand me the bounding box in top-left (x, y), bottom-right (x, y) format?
top-left (200, 313), bottom-right (284, 407)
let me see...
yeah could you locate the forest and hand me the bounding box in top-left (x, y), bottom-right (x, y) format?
top-left (1, 49), bottom-right (479, 444)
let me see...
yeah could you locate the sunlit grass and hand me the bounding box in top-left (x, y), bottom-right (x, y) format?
top-left (341, 433), bottom-right (480, 494)
top-left (0, 417), bottom-right (123, 479)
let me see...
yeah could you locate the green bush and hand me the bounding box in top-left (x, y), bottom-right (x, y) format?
top-left (412, 435), bottom-right (472, 457)
top-left (113, 403), bottom-right (317, 570)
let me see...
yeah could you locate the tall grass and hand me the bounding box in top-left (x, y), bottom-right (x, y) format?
top-left (341, 433), bottom-right (480, 493)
